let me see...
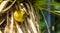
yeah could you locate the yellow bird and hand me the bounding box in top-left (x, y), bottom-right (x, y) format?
top-left (14, 9), bottom-right (29, 22)
top-left (14, 10), bottom-right (25, 22)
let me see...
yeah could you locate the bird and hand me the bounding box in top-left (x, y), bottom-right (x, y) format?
top-left (14, 7), bottom-right (29, 23)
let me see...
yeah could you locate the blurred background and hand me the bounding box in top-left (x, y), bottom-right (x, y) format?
top-left (0, 0), bottom-right (60, 33)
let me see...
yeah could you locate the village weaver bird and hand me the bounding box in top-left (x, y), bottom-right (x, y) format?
top-left (14, 7), bottom-right (29, 23)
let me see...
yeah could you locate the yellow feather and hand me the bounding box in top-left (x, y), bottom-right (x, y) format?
top-left (14, 10), bottom-right (25, 22)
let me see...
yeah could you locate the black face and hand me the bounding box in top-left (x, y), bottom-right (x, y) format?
top-left (55, 0), bottom-right (60, 3)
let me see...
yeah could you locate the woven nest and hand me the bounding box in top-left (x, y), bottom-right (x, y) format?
top-left (0, 0), bottom-right (40, 33)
